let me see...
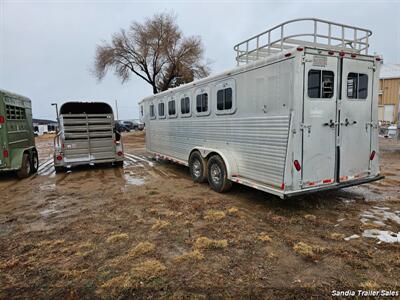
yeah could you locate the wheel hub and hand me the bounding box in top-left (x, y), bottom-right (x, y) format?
top-left (211, 164), bottom-right (222, 184)
top-left (193, 159), bottom-right (201, 178)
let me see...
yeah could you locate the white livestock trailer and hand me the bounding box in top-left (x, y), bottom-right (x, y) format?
top-left (139, 18), bottom-right (384, 198)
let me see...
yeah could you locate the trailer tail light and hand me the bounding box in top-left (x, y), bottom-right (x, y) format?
top-left (0, 116), bottom-right (4, 124)
top-left (328, 51), bottom-right (334, 55)
top-left (296, 47), bottom-right (304, 51)
top-left (117, 151), bottom-right (123, 156)
top-left (3, 150), bottom-right (9, 158)
top-left (293, 160), bottom-right (301, 171)
top-left (284, 53), bottom-right (291, 57)
top-left (370, 150), bottom-right (376, 161)
top-left (280, 183), bottom-right (285, 190)
top-left (339, 51), bottom-right (345, 57)
top-left (56, 154), bottom-right (63, 161)
top-left (375, 57), bottom-right (381, 62)
top-left (351, 53), bottom-right (357, 58)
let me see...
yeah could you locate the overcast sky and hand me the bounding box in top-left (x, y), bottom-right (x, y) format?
top-left (1, 0), bottom-right (399, 120)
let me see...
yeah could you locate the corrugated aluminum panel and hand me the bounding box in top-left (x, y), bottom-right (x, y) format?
top-left (148, 115), bottom-right (290, 187)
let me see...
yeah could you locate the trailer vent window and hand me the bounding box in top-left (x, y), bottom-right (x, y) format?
top-left (158, 102), bottom-right (165, 117)
top-left (168, 100), bottom-right (176, 116)
top-left (347, 73), bottom-right (368, 99)
top-left (6, 105), bottom-right (26, 120)
top-left (181, 97), bottom-right (190, 114)
top-left (150, 104), bottom-right (155, 118)
top-left (140, 105), bottom-right (144, 116)
top-left (217, 88), bottom-right (233, 110)
top-left (308, 70), bottom-right (334, 99)
top-left (196, 93), bottom-right (208, 113)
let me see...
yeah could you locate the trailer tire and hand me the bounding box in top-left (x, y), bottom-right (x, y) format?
top-left (17, 153), bottom-right (31, 178)
top-left (189, 151), bottom-right (207, 183)
top-left (30, 150), bottom-right (39, 174)
top-left (114, 160), bottom-right (124, 167)
top-left (55, 166), bottom-right (64, 173)
top-left (207, 155), bottom-right (232, 193)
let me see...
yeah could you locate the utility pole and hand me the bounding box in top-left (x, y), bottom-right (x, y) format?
top-left (115, 99), bottom-right (119, 120)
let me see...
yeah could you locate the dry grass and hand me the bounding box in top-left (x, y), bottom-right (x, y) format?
top-left (360, 222), bottom-right (385, 230)
top-left (106, 233), bottom-right (129, 244)
top-left (101, 260), bottom-right (166, 291)
top-left (329, 233), bottom-right (345, 240)
top-left (128, 242), bottom-right (155, 258)
top-left (151, 220), bottom-right (170, 231)
top-left (360, 280), bottom-right (379, 289)
top-left (293, 242), bottom-right (326, 258)
top-left (174, 250), bottom-right (204, 263)
top-left (227, 207), bottom-right (239, 215)
top-left (304, 214), bottom-right (317, 221)
top-left (194, 237), bottom-right (228, 250)
top-left (37, 239), bottom-right (65, 247)
top-left (204, 210), bottom-right (226, 221)
top-left (0, 257), bottom-right (19, 269)
top-left (258, 233), bottom-right (272, 242)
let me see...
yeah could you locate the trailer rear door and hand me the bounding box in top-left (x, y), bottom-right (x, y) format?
top-left (339, 59), bottom-right (374, 181)
top-left (302, 54), bottom-right (338, 187)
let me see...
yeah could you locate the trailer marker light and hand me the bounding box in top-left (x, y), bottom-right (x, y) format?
top-left (280, 183), bottom-right (285, 190)
top-left (370, 150), bottom-right (376, 160)
top-left (117, 151), bottom-right (123, 156)
top-left (284, 53), bottom-right (291, 57)
top-left (375, 57), bottom-right (381, 62)
top-left (293, 160), bottom-right (301, 171)
top-left (0, 116), bottom-right (4, 124)
top-left (3, 150), bottom-right (9, 158)
top-left (328, 51), bottom-right (334, 55)
top-left (56, 155), bottom-right (63, 161)
top-left (351, 53), bottom-right (357, 58)
top-left (296, 47), bottom-right (304, 51)
top-left (323, 179), bottom-right (333, 184)
top-left (339, 51), bottom-right (345, 57)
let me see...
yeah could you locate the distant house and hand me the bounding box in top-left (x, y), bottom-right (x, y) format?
top-left (32, 118), bottom-right (58, 135)
top-left (379, 64), bottom-right (400, 124)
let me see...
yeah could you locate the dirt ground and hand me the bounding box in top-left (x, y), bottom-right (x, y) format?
top-left (0, 132), bottom-right (399, 299)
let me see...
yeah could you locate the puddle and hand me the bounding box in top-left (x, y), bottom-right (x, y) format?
top-left (124, 171), bottom-right (145, 186)
top-left (39, 183), bottom-right (56, 192)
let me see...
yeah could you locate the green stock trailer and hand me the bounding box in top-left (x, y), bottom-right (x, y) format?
top-left (0, 90), bottom-right (39, 178)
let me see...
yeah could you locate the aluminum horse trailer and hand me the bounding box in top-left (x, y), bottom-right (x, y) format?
top-left (139, 18), bottom-right (383, 198)
top-left (53, 102), bottom-right (124, 171)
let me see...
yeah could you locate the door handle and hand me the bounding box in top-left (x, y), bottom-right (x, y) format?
top-left (323, 119), bottom-right (338, 128)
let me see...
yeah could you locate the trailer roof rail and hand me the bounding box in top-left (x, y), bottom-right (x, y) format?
top-left (234, 18), bottom-right (372, 65)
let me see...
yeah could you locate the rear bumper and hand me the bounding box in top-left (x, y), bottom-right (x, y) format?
top-left (54, 156), bottom-right (124, 167)
top-left (283, 174), bottom-right (384, 199)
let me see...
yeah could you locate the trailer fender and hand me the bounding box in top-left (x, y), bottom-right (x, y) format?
top-left (10, 147), bottom-right (33, 170)
top-left (191, 147), bottom-right (238, 179)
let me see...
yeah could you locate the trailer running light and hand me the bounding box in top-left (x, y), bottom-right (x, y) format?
top-left (284, 53), bottom-right (291, 57)
top-left (56, 155), bottom-right (63, 161)
top-left (351, 53), bottom-right (357, 58)
top-left (370, 150), bottom-right (376, 161)
top-left (117, 151), bottom-right (123, 156)
top-left (3, 150), bottom-right (9, 158)
top-left (293, 160), bottom-right (301, 171)
top-left (328, 51), bottom-right (334, 55)
top-left (339, 51), bottom-right (345, 57)
top-left (0, 116), bottom-right (4, 124)
top-left (296, 47), bottom-right (304, 51)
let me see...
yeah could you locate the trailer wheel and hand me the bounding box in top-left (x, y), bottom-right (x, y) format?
top-left (30, 150), bottom-right (39, 174)
top-left (189, 151), bottom-right (207, 183)
top-left (17, 153), bottom-right (31, 178)
top-left (207, 155), bottom-right (232, 193)
top-left (55, 166), bottom-right (64, 173)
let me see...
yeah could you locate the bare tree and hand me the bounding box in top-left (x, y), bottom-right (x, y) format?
top-left (94, 13), bottom-right (210, 94)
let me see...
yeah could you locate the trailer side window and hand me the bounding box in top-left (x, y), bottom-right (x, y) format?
top-left (158, 102), bottom-right (165, 117)
top-left (181, 97), bottom-right (190, 114)
top-left (150, 104), bottom-right (155, 118)
top-left (6, 105), bottom-right (26, 120)
top-left (308, 70), bottom-right (334, 99)
top-left (196, 93), bottom-right (208, 113)
top-left (217, 88), bottom-right (232, 110)
top-left (347, 73), bottom-right (368, 99)
top-left (168, 100), bottom-right (176, 116)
